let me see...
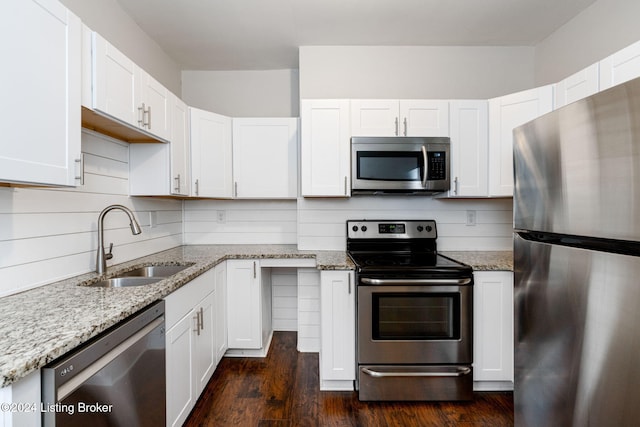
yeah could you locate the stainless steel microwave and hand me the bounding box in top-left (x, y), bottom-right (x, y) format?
top-left (351, 136), bottom-right (450, 195)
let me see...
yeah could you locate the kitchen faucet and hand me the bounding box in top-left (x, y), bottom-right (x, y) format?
top-left (96, 204), bottom-right (142, 275)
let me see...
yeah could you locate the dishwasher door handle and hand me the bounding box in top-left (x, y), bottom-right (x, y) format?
top-left (360, 277), bottom-right (472, 286)
top-left (362, 367), bottom-right (472, 378)
top-left (57, 316), bottom-right (164, 400)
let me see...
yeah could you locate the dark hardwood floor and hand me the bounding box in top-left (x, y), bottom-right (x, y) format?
top-left (184, 332), bottom-right (514, 426)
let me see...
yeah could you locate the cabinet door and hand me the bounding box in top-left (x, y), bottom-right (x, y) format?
top-left (189, 107), bottom-right (233, 198)
top-left (170, 94), bottom-right (190, 195)
top-left (140, 70), bottom-right (171, 141)
top-left (93, 33), bottom-right (140, 128)
top-left (1, 0), bottom-right (81, 187)
top-left (194, 292), bottom-right (216, 395)
top-left (488, 85), bottom-right (553, 196)
top-left (473, 271), bottom-right (514, 383)
top-left (555, 63), bottom-right (600, 108)
top-left (300, 99), bottom-right (351, 197)
top-left (400, 100), bottom-right (450, 136)
top-left (227, 260), bottom-right (262, 349)
top-left (320, 271), bottom-right (355, 383)
top-left (166, 311), bottom-right (195, 427)
top-left (600, 40), bottom-right (640, 90)
top-left (448, 100), bottom-right (488, 197)
top-left (214, 262), bottom-right (228, 364)
top-left (232, 118), bottom-right (298, 198)
top-left (350, 99), bottom-right (399, 136)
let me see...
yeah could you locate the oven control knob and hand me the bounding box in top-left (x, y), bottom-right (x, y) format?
top-left (417, 225), bottom-right (424, 232)
top-left (426, 225), bottom-right (433, 232)
top-left (361, 226), bottom-right (368, 232)
top-left (352, 226), bottom-right (358, 232)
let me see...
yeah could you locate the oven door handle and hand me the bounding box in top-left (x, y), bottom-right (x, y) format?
top-left (359, 277), bottom-right (472, 286)
top-left (362, 367), bottom-right (472, 378)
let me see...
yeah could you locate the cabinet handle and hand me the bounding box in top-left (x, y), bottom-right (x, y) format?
top-left (344, 176), bottom-right (348, 196)
top-left (144, 105), bottom-right (151, 129)
top-left (403, 117), bottom-right (408, 136)
top-left (199, 307), bottom-right (204, 331)
top-left (235, 182), bottom-right (238, 198)
top-left (394, 117), bottom-right (399, 136)
top-left (195, 179), bottom-right (199, 196)
top-left (454, 176), bottom-right (459, 195)
top-left (253, 261), bottom-right (257, 279)
top-left (74, 156), bottom-right (84, 185)
top-left (348, 273), bottom-right (352, 294)
top-left (193, 312), bottom-right (200, 336)
top-left (174, 174), bottom-right (181, 192)
top-left (138, 103), bottom-right (145, 126)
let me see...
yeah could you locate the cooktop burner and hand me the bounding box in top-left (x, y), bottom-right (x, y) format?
top-left (346, 220), bottom-right (472, 276)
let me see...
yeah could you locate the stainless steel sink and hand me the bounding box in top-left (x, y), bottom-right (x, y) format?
top-left (87, 277), bottom-right (163, 288)
top-left (117, 265), bottom-right (191, 278)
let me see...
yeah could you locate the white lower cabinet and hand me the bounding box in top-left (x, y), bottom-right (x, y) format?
top-left (165, 268), bottom-right (219, 427)
top-left (473, 271), bottom-right (514, 391)
top-left (319, 270), bottom-right (355, 391)
top-left (226, 260), bottom-right (273, 356)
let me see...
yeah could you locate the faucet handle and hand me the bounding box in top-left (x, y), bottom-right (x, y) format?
top-left (105, 243), bottom-right (114, 261)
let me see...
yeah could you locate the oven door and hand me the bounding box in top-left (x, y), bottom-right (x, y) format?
top-left (357, 279), bottom-right (472, 365)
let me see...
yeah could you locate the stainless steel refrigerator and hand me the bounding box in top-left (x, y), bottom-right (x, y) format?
top-left (513, 77), bottom-right (640, 426)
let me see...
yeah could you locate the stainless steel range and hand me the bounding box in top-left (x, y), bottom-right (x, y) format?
top-left (347, 219), bottom-right (474, 401)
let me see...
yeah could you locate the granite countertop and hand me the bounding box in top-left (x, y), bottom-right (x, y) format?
top-left (0, 245), bottom-right (511, 388)
top-left (0, 245), bottom-right (352, 388)
top-left (441, 251), bottom-right (513, 271)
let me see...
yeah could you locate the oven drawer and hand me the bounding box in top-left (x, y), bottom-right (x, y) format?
top-left (358, 365), bottom-right (473, 401)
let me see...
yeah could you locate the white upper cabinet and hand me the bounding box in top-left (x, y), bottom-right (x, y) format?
top-left (488, 85), bottom-right (554, 197)
top-left (232, 118), bottom-right (298, 199)
top-left (301, 99), bottom-right (351, 197)
top-left (129, 92), bottom-right (190, 196)
top-left (88, 32), bottom-right (170, 142)
top-left (1, 0), bottom-right (81, 187)
top-left (351, 100), bottom-right (449, 137)
top-left (448, 100), bottom-right (489, 197)
top-left (189, 107), bottom-right (233, 198)
top-left (600, 40), bottom-right (640, 90)
top-left (555, 63), bottom-right (600, 108)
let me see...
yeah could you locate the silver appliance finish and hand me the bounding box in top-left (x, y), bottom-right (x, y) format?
top-left (351, 137), bottom-right (450, 195)
top-left (96, 204), bottom-right (142, 275)
top-left (513, 77), bottom-right (640, 426)
top-left (348, 220), bottom-right (474, 401)
top-left (42, 301), bottom-right (166, 427)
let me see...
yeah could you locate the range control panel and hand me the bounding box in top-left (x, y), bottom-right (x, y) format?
top-left (347, 220), bottom-right (437, 239)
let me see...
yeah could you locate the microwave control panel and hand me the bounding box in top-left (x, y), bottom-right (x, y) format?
top-left (427, 151), bottom-right (447, 180)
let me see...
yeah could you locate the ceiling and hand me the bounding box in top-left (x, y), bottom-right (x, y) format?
top-left (117, 0), bottom-right (598, 71)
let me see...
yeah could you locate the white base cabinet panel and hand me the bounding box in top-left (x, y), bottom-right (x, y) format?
top-left (164, 269), bottom-right (218, 427)
top-left (473, 271), bottom-right (514, 391)
top-left (319, 270), bottom-right (355, 391)
top-left (226, 260), bottom-right (273, 357)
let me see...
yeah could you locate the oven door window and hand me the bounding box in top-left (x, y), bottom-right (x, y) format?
top-left (357, 151), bottom-right (423, 181)
top-left (372, 292), bottom-right (460, 340)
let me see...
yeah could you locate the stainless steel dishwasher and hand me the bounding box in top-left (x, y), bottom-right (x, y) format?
top-left (42, 301), bottom-right (166, 427)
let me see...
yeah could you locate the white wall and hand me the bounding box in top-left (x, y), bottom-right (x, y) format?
top-left (60, 0), bottom-right (181, 94)
top-left (298, 197), bottom-right (513, 251)
top-left (534, 0), bottom-right (640, 85)
top-left (0, 130), bottom-right (183, 297)
top-left (182, 69), bottom-right (300, 117)
top-left (299, 46), bottom-right (536, 100)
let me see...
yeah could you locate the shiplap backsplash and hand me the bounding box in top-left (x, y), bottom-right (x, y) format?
top-left (183, 199), bottom-right (297, 244)
top-left (0, 130), bottom-right (183, 297)
top-left (298, 196), bottom-right (513, 251)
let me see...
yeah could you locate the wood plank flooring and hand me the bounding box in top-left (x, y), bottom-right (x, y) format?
top-left (184, 332), bottom-right (514, 426)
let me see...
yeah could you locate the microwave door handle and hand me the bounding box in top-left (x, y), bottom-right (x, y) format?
top-left (421, 146), bottom-right (428, 187)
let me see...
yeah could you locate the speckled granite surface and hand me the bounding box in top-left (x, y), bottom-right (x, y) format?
top-left (0, 245), bottom-right (509, 388)
top-left (441, 251), bottom-right (513, 271)
top-left (0, 245), bottom-right (353, 388)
